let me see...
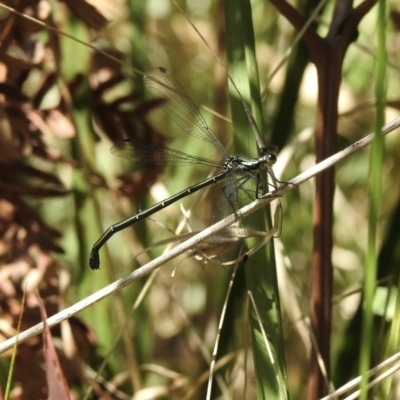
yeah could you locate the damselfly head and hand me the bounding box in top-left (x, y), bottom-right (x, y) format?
top-left (266, 152), bottom-right (277, 166)
top-left (259, 148), bottom-right (277, 167)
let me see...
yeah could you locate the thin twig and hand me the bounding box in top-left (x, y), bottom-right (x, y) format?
top-left (0, 116), bottom-right (399, 354)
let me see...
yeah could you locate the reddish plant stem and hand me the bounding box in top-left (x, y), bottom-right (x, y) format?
top-left (269, 0), bottom-right (376, 398)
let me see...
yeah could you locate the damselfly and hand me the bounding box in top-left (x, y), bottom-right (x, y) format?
top-left (89, 67), bottom-right (277, 270)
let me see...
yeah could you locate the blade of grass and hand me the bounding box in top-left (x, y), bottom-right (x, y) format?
top-left (4, 287), bottom-right (26, 400)
top-left (359, 0), bottom-right (386, 398)
top-left (60, 11), bottom-right (142, 391)
top-left (378, 283), bottom-right (400, 397)
top-left (224, 1), bottom-right (288, 398)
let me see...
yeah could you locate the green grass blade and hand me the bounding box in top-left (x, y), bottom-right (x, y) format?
top-left (359, 0), bottom-right (386, 398)
top-left (225, 1), bottom-right (288, 398)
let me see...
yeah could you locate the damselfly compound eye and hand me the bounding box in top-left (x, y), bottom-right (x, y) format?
top-left (268, 153), bottom-right (277, 165)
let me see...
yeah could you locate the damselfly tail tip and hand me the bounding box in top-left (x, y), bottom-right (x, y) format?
top-left (89, 250), bottom-right (100, 270)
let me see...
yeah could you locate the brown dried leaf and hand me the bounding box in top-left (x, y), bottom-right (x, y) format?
top-left (0, 195), bottom-right (64, 260)
top-left (64, 0), bottom-right (109, 30)
top-left (0, 83), bottom-right (30, 104)
top-left (115, 167), bottom-right (162, 198)
top-left (38, 295), bottom-right (72, 400)
top-left (32, 72), bottom-right (58, 109)
top-left (0, 52), bottom-right (40, 70)
top-left (45, 109), bottom-right (75, 139)
top-left (390, 10), bottom-right (400, 30)
top-left (387, 100), bottom-right (400, 111)
top-left (0, 107), bottom-right (39, 158)
top-left (0, 162), bottom-right (68, 197)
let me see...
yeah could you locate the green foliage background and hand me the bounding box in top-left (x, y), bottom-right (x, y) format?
top-left (1, 0), bottom-right (400, 399)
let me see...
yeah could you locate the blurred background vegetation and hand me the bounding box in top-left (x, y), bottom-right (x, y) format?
top-left (0, 0), bottom-right (400, 399)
